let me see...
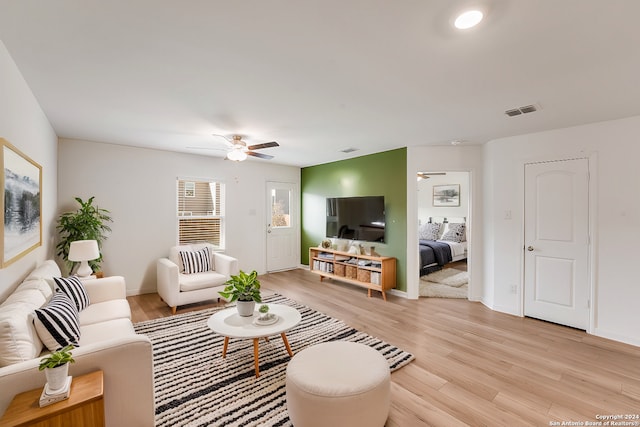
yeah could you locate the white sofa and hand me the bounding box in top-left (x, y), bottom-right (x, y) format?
top-left (157, 243), bottom-right (239, 314)
top-left (0, 260), bottom-right (155, 427)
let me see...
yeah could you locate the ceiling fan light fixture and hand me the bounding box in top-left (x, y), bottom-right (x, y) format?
top-left (227, 148), bottom-right (247, 162)
top-left (454, 10), bottom-right (483, 29)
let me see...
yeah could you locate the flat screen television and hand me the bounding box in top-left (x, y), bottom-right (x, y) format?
top-left (326, 196), bottom-right (385, 243)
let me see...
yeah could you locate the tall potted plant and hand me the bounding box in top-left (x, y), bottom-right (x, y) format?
top-left (56, 196), bottom-right (112, 275)
top-left (219, 270), bottom-right (262, 316)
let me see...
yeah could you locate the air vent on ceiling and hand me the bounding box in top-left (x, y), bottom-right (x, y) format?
top-left (340, 147), bottom-right (359, 153)
top-left (505, 104), bottom-right (539, 117)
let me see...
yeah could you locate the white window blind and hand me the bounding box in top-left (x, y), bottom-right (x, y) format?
top-left (177, 178), bottom-right (225, 248)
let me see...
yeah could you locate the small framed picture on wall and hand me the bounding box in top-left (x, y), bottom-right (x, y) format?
top-left (433, 184), bottom-right (460, 207)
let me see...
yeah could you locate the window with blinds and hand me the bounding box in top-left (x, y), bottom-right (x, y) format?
top-left (177, 179), bottom-right (225, 248)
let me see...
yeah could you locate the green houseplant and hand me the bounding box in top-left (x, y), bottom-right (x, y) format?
top-left (258, 303), bottom-right (274, 321)
top-left (56, 196), bottom-right (112, 274)
top-left (39, 345), bottom-right (75, 391)
top-left (219, 270), bottom-right (261, 317)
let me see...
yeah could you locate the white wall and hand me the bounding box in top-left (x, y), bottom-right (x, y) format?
top-left (417, 171), bottom-right (469, 223)
top-left (406, 145), bottom-right (484, 300)
top-left (0, 41), bottom-right (58, 301)
top-left (484, 115), bottom-right (640, 347)
top-left (58, 139), bottom-right (300, 295)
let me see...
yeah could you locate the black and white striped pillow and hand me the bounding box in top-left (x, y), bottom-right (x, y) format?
top-left (33, 291), bottom-right (80, 351)
top-left (179, 247), bottom-right (211, 274)
top-left (54, 276), bottom-right (90, 311)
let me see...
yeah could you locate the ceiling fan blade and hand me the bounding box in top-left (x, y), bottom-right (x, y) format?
top-left (417, 172), bottom-right (447, 177)
top-left (247, 151), bottom-right (274, 160)
top-left (247, 141), bottom-right (279, 150)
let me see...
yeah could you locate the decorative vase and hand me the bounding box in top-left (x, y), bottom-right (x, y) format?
top-left (45, 363), bottom-right (69, 391)
top-left (236, 300), bottom-right (256, 317)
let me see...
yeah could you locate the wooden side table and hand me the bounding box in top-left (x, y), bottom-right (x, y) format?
top-left (0, 370), bottom-right (104, 427)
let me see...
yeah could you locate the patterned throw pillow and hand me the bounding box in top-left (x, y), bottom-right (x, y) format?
top-left (53, 276), bottom-right (90, 311)
top-left (179, 247), bottom-right (211, 274)
top-left (33, 291), bottom-right (80, 351)
top-left (441, 223), bottom-right (466, 243)
top-left (418, 223), bottom-right (441, 240)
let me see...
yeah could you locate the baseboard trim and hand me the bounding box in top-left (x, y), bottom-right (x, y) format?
top-left (127, 286), bottom-right (156, 296)
top-left (388, 288), bottom-right (408, 299)
top-left (491, 304), bottom-right (521, 317)
top-left (593, 327), bottom-right (640, 348)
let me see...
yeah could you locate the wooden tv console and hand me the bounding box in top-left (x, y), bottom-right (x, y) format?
top-left (309, 247), bottom-right (396, 301)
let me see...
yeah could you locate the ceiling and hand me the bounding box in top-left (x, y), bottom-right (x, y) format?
top-left (1, 1), bottom-right (640, 167)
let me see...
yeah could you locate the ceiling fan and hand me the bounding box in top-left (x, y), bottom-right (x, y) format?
top-left (187, 134), bottom-right (279, 161)
top-left (417, 172), bottom-right (446, 181)
top-left (215, 134), bottom-right (280, 161)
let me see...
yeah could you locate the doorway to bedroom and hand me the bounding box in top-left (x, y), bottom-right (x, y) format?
top-left (417, 171), bottom-right (470, 299)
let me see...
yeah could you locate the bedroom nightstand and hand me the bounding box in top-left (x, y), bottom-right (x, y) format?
top-left (0, 370), bottom-right (104, 427)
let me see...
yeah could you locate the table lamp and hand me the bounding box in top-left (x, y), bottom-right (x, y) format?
top-left (68, 240), bottom-right (100, 279)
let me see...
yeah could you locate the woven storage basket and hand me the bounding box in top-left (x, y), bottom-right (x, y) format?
top-left (357, 269), bottom-right (371, 283)
top-left (335, 263), bottom-right (346, 277)
top-left (346, 265), bottom-right (357, 279)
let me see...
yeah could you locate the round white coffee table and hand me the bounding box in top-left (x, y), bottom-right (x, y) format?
top-left (207, 303), bottom-right (302, 377)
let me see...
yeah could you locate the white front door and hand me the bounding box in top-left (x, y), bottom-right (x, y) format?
top-left (266, 182), bottom-right (298, 272)
top-left (524, 159), bottom-right (590, 330)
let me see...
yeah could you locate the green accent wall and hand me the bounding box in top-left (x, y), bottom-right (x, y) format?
top-left (301, 148), bottom-right (408, 292)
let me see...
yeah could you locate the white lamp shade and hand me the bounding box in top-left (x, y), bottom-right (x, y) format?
top-left (68, 240), bottom-right (100, 278)
top-left (68, 240), bottom-right (100, 262)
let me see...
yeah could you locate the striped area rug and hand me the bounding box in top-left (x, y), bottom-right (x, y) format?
top-left (134, 294), bottom-right (415, 427)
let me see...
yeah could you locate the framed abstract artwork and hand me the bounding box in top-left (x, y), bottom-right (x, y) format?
top-left (433, 184), bottom-right (460, 207)
top-left (1, 138), bottom-right (42, 267)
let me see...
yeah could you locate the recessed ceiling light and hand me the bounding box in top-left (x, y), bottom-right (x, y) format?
top-left (454, 10), bottom-right (483, 29)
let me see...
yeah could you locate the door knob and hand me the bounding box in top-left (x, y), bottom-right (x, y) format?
top-left (527, 246), bottom-right (534, 251)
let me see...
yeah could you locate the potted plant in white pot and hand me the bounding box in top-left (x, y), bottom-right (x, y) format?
top-left (219, 270), bottom-right (262, 316)
top-left (38, 345), bottom-right (75, 391)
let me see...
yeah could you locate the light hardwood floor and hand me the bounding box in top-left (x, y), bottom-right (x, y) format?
top-left (128, 269), bottom-right (640, 427)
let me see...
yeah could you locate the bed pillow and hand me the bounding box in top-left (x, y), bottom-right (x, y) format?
top-left (33, 291), bottom-right (80, 351)
top-left (53, 276), bottom-right (90, 311)
top-left (451, 222), bottom-right (467, 242)
top-left (179, 246), bottom-right (211, 274)
top-left (419, 223), bottom-right (441, 240)
top-left (441, 223), bottom-right (466, 243)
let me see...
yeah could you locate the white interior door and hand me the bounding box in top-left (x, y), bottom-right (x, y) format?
top-left (524, 159), bottom-right (589, 330)
top-left (266, 182), bottom-right (298, 272)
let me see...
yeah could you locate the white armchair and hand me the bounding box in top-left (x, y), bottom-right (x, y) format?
top-left (157, 243), bottom-right (239, 314)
